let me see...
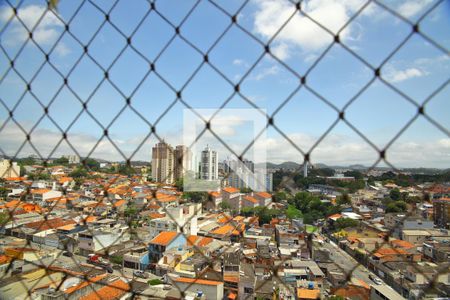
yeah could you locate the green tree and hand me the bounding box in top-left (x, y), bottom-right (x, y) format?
top-left (28, 172), bottom-right (51, 180)
top-left (70, 167), bottom-right (88, 178)
top-left (83, 158), bottom-right (100, 171)
top-left (118, 164), bottom-right (135, 176)
top-left (394, 200), bottom-right (407, 211)
top-left (343, 170), bottom-right (363, 180)
top-left (337, 193), bottom-right (351, 205)
top-left (329, 296), bottom-right (345, 300)
top-left (335, 218), bottom-right (359, 230)
top-left (286, 205), bottom-right (302, 219)
top-left (175, 178), bottom-right (183, 191)
top-left (0, 212), bottom-right (11, 226)
top-left (17, 156), bottom-right (36, 166)
top-left (0, 187), bottom-right (11, 200)
top-left (53, 156), bottom-right (69, 165)
top-left (385, 201), bottom-right (407, 213)
top-left (182, 192), bottom-right (208, 203)
top-left (241, 207), bottom-right (254, 217)
top-left (148, 279), bottom-right (163, 285)
top-left (240, 187), bottom-right (253, 193)
top-left (124, 205), bottom-right (138, 218)
top-left (219, 201), bottom-right (231, 210)
top-left (274, 191), bottom-right (287, 202)
top-left (110, 255), bottom-right (123, 265)
top-left (389, 188), bottom-right (401, 201)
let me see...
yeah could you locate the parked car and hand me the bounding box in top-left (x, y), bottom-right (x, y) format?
top-left (133, 270), bottom-right (149, 279)
top-left (369, 274), bottom-right (383, 285)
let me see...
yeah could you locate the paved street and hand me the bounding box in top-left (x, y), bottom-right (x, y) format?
top-left (318, 239), bottom-right (404, 299)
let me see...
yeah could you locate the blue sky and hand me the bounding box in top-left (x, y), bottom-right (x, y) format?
top-left (0, 0), bottom-right (449, 168)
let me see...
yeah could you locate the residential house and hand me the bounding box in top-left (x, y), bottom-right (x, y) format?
top-left (168, 276), bottom-right (224, 300)
top-left (222, 187), bottom-right (241, 212)
top-left (77, 225), bottom-right (130, 256)
top-left (254, 192), bottom-right (272, 207)
top-left (123, 246), bottom-right (149, 270)
top-left (148, 231), bottom-right (186, 263)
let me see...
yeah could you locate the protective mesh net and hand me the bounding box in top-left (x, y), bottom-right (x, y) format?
top-left (0, 0), bottom-right (449, 299)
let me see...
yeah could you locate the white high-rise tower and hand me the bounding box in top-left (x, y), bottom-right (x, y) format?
top-left (200, 145), bottom-right (218, 181)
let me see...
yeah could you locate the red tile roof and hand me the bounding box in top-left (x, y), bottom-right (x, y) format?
top-left (243, 196), bottom-right (258, 204)
top-left (150, 231), bottom-right (178, 246)
top-left (31, 189), bottom-right (51, 194)
top-left (79, 278), bottom-right (130, 300)
top-left (25, 218), bottom-right (76, 231)
top-left (64, 274), bottom-right (107, 295)
top-left (174, 277), bottom-right (223, 286)
top-left (211, 224), bottom-right (235, 235)
top-left (256, 192), bottom-right (271, 198)
top-left (297, 288), bottom-right (320, 299)
top-left (223, 187), bottom-right (239, 193)
top-left (391, 239), bottom-right (415, 249)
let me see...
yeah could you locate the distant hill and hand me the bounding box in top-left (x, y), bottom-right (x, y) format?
top-left (261, 161), bottom-right (302, 170)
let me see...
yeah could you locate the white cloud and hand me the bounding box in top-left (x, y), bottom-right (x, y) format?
top-left (384, 66), bottom-right (426, 83)
top-left (0, 4), bottom-right (69, 55)
top-left (397, 0), bottom-right (433, 18)
top-left (0, 119), bottom-right (448, 167)
top-left (55, 43), bottom-right (71, 56)
top-left (252, 0), bottom-right (366, 58)
top-left (250, 65), bottom-right (279, 80)
top-left (271, 43), bottom-right (290, 60)
top-left (232, 59), bottom-right (244, 66)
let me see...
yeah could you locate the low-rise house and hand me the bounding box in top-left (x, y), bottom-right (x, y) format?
top-left (368, 247), bottom-right (421, 271)
top-left (123, 246), bottom-right (149, 270)
top-left (206, 191), bottom-right (222, 210)
top-left (77, 225), bottom-right (130, 256)
top-left (278, 260), bottom-right (325, 284)
top-left (30, 189), bottom-right (62, 205)
top-left (176, 253), bottom-right (209, 278)
top-left (254, 192), bottom-right (272, 206)
top-left (168, 276), bottom-right (224, 300)
top-left (223, 247), bottom-right (240, 294)
top-left (297, 288), bottom-right (320, 300)
top-left (222, 187), bottom-right (241, 211)
top-left (238, 263), bottom-right (256, 300)
top-left (422, 237), bottom-right (450, 262)
top-left (148, 231), bottom-right (186, 263)
top-left (384, 213), bottom-right (434, 239)
top-left (242, 195), bottom-right (259, 209)
top-left (148, 203), bottom-right (201, 238)
top-left (401, 229), bottom-right (432, 245)
top-left (79, 277), bottom-right (130, 300)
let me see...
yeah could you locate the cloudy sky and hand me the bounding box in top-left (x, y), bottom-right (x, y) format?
top-left (0, 0), bottom-right (449, 168)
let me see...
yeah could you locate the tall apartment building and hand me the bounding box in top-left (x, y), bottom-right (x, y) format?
top-left (63, 155), bottom-right (80, 164)
top-left (433, 197), bottom-right (450, 229)
top-left (152, 142), bottom-right (175, 184)
top-left (0, 159), bottom-right (21, 178)
top-left (200, 145), bottom-right (218, 181)
top-left (152, 142), bottom-right (191, 184)
top-left (224, 158), bottom-right (254, 173)
top-left (227, 170), bottom-right (273, 192)
top-left (174, 145), bottom-right (192, 180)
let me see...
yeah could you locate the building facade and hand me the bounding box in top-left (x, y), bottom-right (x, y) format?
top-left (174, 145), bottom-right (191, 181)
top-left (152, 142), bottom-right (191, 184)
top-left (200, 145), bottom-right (218, 181)
top-left (433, 198), bottom-right (450, 229)
top-left (0, 159), bottom-right (21, 178)
top-left (152, 142), bottom-right (175, 184)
